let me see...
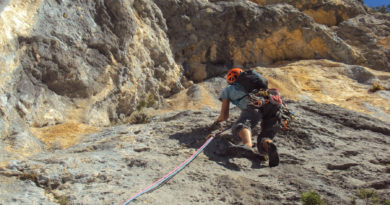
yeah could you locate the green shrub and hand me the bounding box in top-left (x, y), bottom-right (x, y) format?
top-left (369, 82), bottom-right (385, 92)
top-left (352, 189), bottom-right (390, 205)
top-left (56, 195), bottom-right (68, 205)
top-left (356, 189), bottom-right (380, 205)
top-left (146, 93), bottom-right (157, 107)
top-left (136, 93), bottom-right (157, 111)
top-left (301, 190), bottom-right (326, 205)
top-left (129, 111), bottom-right (151, 124)
top-left (136, 100), bottom-right (147, 111)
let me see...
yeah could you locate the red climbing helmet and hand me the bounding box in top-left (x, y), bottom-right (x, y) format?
top-left (226, 68), bottom-right (243, 84)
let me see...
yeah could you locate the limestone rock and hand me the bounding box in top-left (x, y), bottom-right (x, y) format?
top-left (0, 102), bottom-right (389, 204)
top-left (1, 0), bottom-right (183, 131)
top-left (0, 0), bottom-right (388, 137)
top-left (0, 1), bottom-right (389, 203)
top-left (335, 13), bottom-right (390, 72)
top-left (156, 0), bottom-right (363, 82)
top-left (251, 0), bottom-right (367, 26)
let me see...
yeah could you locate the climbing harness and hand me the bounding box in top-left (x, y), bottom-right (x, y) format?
top-left (247, 88), bottom-right (283, 109)
top-left (122, 127), bottom-right (229, 204)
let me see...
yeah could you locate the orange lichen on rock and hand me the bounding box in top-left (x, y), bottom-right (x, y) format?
top-left (230, 27), bottom-right (330, 66)
top-left (378, 35), bottom-right (390, 50)
top-left (165, 59), bottom-right (390, 122)
top-left (303, 9), bottom-right (344, 26)
top-left (257, 60), bottom-right (390, 119)
top-left (30, 122), bottom-right (99, 149)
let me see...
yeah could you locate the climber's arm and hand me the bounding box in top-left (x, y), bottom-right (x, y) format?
top-left (216, 98), bottom-right (230, 122)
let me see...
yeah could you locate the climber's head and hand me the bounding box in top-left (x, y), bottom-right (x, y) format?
top-left (226, 68), bottom-right (244, 84)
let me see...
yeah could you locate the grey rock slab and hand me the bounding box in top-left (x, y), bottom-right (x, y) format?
top-left (1, 100), bottom-right (389, 204)
top-left (0, 176), bottom-right (57, 205)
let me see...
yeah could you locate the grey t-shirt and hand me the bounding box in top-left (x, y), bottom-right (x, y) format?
top-left (219, 83), bottom-right (249, 110)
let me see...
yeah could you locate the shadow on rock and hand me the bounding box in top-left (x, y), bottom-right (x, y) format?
top-left (169, 126), bottom-right (266, 171)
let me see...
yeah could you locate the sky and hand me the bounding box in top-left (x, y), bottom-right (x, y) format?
top-left (363, 0), bottom-right (390, 7)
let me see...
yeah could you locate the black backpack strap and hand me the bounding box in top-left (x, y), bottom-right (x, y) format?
top-left (236, 70), bottom-right (268, 93)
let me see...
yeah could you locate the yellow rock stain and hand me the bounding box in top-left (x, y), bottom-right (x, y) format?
top-left (165, 60), bottom-right (390, 123)
top-left (30, 122), bottom-right (99, 149)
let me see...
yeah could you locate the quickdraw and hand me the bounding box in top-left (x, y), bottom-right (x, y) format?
top-left (248, 90), bottom-right (268, 108)
top-left (280, 105), bottom-right (295, 130)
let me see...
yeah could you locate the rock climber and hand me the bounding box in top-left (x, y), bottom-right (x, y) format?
top-left (212, 68), bottom-right (284, 167)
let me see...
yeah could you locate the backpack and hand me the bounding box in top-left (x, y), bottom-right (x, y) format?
top-left (235, 70), bottom-right (268, 93)
top-left (235, 71), bottom-right (295, 129)
top-left (234, 70), bottom-right (270, 107)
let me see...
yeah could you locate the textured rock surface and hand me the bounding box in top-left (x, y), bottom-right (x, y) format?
top-left (0, 0), bottom-right (389, 137)
top-left (1, 0), bottom-right (184, 129)
top-left (156, 0), bottom-right (363, 82)
top-left (1, 100), bottom-right (389, 204)
top-left (0, 0), bottom-right (390, 204)
top-left (16, 0), bottom-right (183, 125)
top-left (0, 0), bottom-right (185, 157)
top-left (335, 13), bottom-right (390, 72)
top-left (250, 0), bottom-right (367, 26)
top-left (254, 60), bottom-right (390, 123)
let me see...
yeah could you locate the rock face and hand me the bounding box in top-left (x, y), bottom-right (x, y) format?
top-left (335, 13), bottom-right (390, 72)
top-left (156, 0), bottom-right (363, 82)
top-left (251, 0), bottom-right (367, 26)
top-left (0, 0), bottom-right (184, 155)
top-left (1, 100), bottom-right (389, 204)
top-left (16, 0), bottom-right (183, 126)
top-left (0, 0), bottom-right (390, 204)
top-left (0, 0), bottom-right (389, 136)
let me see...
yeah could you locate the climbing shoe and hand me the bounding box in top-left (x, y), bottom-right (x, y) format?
top-left (257, 138), bottom-right (270, 156)
top-left (267, 142), bottom-right (279, 167)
